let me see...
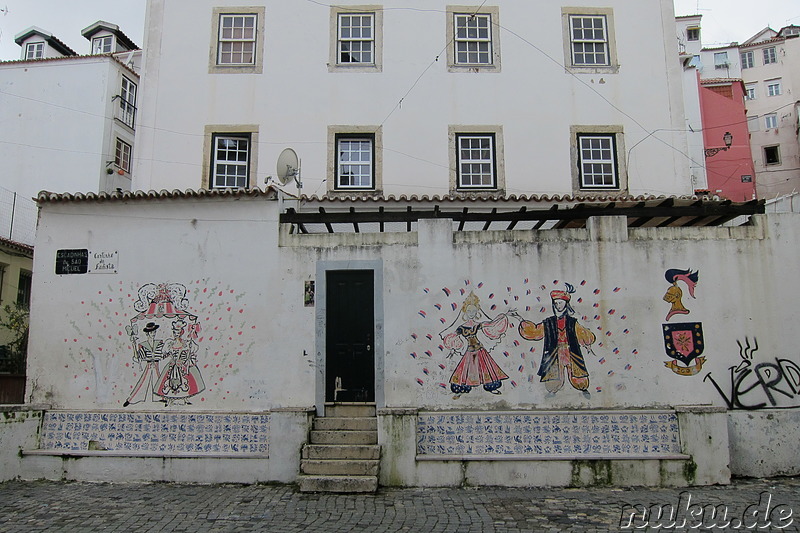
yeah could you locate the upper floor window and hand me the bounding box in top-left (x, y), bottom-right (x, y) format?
top-left (211, 133), bottom-right (251, 188)
top-left (713, 51), bottom-right (729, 69)
top-left (454, 13), bottom-right (493, 65)
top-left (92, 35), bottom-right (113, 54)
top-left (209, 8), bottom-right (264, 74)
top-left (117, 76), bottom-right (137, 130)
top-left (25, 42), bottom-right (44, 60)
top-left (17, 270), bottom-right (32, 309)
top-left (115, 138), bottom-right (132, 173)
top-left (763, 47), bottom-right (777, 65)
top-left (686, 27), bottom-right (700, 41)
top-left (571, 126), bottom-right (626, 192)
top-left (327, 126), bottom-right (382, 193)
top-left (335, 133), bottom-right (375, 190)
top-left (741, 51), bottom-right (754, 69)
top-left (578, 134), bottom-right (618, 189)
top-left (329, 6), bottom-right (382, 72)
top-left (456, 133), bottom-right (497, 190)
top-left (747, 116), bottom-right (759, 133)
top-left (448, 125), bottom-right (504, 193)
top-left (218, 14), bottom-right (257, 65)
top-left (764, 145), bottom-right (781, 166)
top-left (562, 8), bottom-right (617, 72)
top-left (745, 84), bottom-right (756, 101)
top-left (766, 79), bottom-right (782, 97)
top-left (446, 6), bottom-right (501, 72)
top-left (338, 13), bottom-right (374, 64)
top-left (765, 114), bottom-right (778, 129)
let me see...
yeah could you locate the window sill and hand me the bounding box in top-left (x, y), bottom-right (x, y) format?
top-left (328, 63), bottom-right (382, 73)
top-left (448, 64), bottom-right (501, 74)
top-left (208, 64), bottom-right (262, 75)
top-left (565, 65), bottom-right (619, 75)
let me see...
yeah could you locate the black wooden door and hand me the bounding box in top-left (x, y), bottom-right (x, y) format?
top-left (326, 270), bottom-right (374, 402)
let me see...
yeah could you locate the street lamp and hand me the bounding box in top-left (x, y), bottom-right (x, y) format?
top-left (704, 132), bottom-right (733, 157)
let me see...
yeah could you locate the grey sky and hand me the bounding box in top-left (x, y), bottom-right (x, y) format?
top-left (0, 1), bottom-right (798, 61)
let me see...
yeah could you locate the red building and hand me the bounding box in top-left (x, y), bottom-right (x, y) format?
top-left (698, 78), bottom-right (757, 201)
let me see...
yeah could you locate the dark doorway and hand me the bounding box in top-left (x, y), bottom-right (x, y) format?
top-left (326, 270), bottom-right (374, 402)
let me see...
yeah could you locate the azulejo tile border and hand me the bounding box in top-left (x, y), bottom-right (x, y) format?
top-left (39, 411), bottom-right (270, 456)
top-left (416, 410), bottom-right (681, 459)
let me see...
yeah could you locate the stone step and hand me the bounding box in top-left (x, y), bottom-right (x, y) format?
top-left (309, 430), bottom-right (378, 445)
top-left (313, 417), bottom-right (378, 431)
top-left (324, 403), bottom-right (376, 418)
top-left (301, 459), bottom-right (379, 476)
top-left (298, 475), bottom-right (378, 493)
top-left (302, 444), bottom-right (380, 460)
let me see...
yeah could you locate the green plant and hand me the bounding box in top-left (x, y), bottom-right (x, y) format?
top-left (0, 302), bottom-right (29, 364)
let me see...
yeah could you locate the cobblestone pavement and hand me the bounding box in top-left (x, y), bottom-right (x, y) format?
top-left (0, 477), bottom-right (798, 532)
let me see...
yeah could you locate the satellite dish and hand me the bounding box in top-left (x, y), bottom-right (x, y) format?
top-left (276, 148), bottom-right (300, 186)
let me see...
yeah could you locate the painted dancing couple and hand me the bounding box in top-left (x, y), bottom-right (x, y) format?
top-left (440, 285), bottom-right (595, 399)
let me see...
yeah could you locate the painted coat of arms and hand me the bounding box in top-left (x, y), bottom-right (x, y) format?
top-left (663, 322), bottom-right (706, 376)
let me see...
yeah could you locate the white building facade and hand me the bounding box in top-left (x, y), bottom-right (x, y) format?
top-left (136, 0), bottom-right (692, 198)
top-left (0, 22), bottom-right (141, 201)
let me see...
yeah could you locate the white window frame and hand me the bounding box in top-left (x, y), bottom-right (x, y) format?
top-left (571, 125), bottom-right (627, 192)
top-left (335, 134), bottom-right (375, 190)
top-left (446, 5), bottom-right (501, 73)
top-left (741, 50), bottom-right (754, 69)
top-left (92, 35), bottom-right (113, 54)
top-left (455, 133), bottom-right (497, 190)
top-left (327, 125), bottom-right (382, 193)
top-left (209, 7), bottom-right (265, 74)
top-left (25, 42), bottom-right (44, 60)
top-left (747, 116), bottom-right (759, 133)
top-left (115, 138), bottom-right (132, 173)
top-left (765, 114), bottom-right (778, 129)
top-left (338, 13), bottom-right (374, 65)
top-left (763, 47), bottom-right (777, 65)
top-left (453, 13), bottom-right (493, 66)
top-left (745, 84), bottom-right (757, 101)
top-left (686, 27), bottom-right (700, 41)
top-left (569, 15), bottom-right (609, 67)
top-left (713, 51), bottom-right (729, 69)
top-left (210, 133), bottom-right (251, 189)
top-left (329, 6), bottom-right (382, 72)
top-left (217, 14), bottom-right (257, 65)
top-left (448, 125), bottom-right (505, 194)
top-left (118, 76), bottom-right (137, 130)
top-left (766, 80), bottom-right (782, 97)
top-left (577, 135), bottom-right (618, 189)
top-left (562, 7), bottom-right (618, 73)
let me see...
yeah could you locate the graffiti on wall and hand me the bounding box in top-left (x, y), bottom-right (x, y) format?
top-left (661, 268), bottom-right (705, 376)
top-left (412, 279), bottom-right (634, 401)
top-left (704, 337), bottom-right (800, 409)
top-left (63, 280), bottom-right (256, 405)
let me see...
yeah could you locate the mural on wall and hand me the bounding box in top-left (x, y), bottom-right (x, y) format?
top-left (123, 283), bottom-right (205, 406)
top-left (661, 268), bottom-right (705, 376)
top-left (662, 323), bottom-right (706, 376)
top-left (412, 279), bottom-right (635, 402)
top-left (63, 279), bottom-right (257, 406)
top-left (704, 337), bottom-right (800, 410)
top-left (518, 284), bottom-right (596, 398)
top-left (662, 268), bottom-right (699, 321)
top-left (439, 291), bottom-right (511, 398)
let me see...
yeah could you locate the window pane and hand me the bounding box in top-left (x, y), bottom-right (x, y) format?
top-left (454, 13), bottom-right (492, 65)
top-left (457, 134), bottom-right (495, 188)
top-left (337, 137), bottom-right (373, 188)
top-left (578, 135), bottom-right (617, 189)
top-left (218, 14), bottom-right (257, 65)
top-left (338, 13), bottom-right (375, 65)
top-left (213, 135), bottom-right (249, 188)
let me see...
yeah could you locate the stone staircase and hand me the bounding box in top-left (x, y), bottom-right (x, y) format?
top-left (299, 403), bottom-right (379, 493)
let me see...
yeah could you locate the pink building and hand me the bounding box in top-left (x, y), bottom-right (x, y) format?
top-left (698, 78), bottom-right (757, 201)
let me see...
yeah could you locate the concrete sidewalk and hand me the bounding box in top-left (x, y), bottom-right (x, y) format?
top-left (0, 477), bottom-right (798, 532)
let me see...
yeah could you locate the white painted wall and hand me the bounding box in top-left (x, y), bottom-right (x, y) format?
top-left (0, 56), bottom-right (137, 200)
top-left (27, 197), bottom-right (800, 419)
top-left (136, 0), bottom-right (692, 198)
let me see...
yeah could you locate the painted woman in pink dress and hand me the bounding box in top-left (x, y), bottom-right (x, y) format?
top-left (155, 319), bottom-right (205, 405)
top-left (440, 291), bottom-right (511, 398)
